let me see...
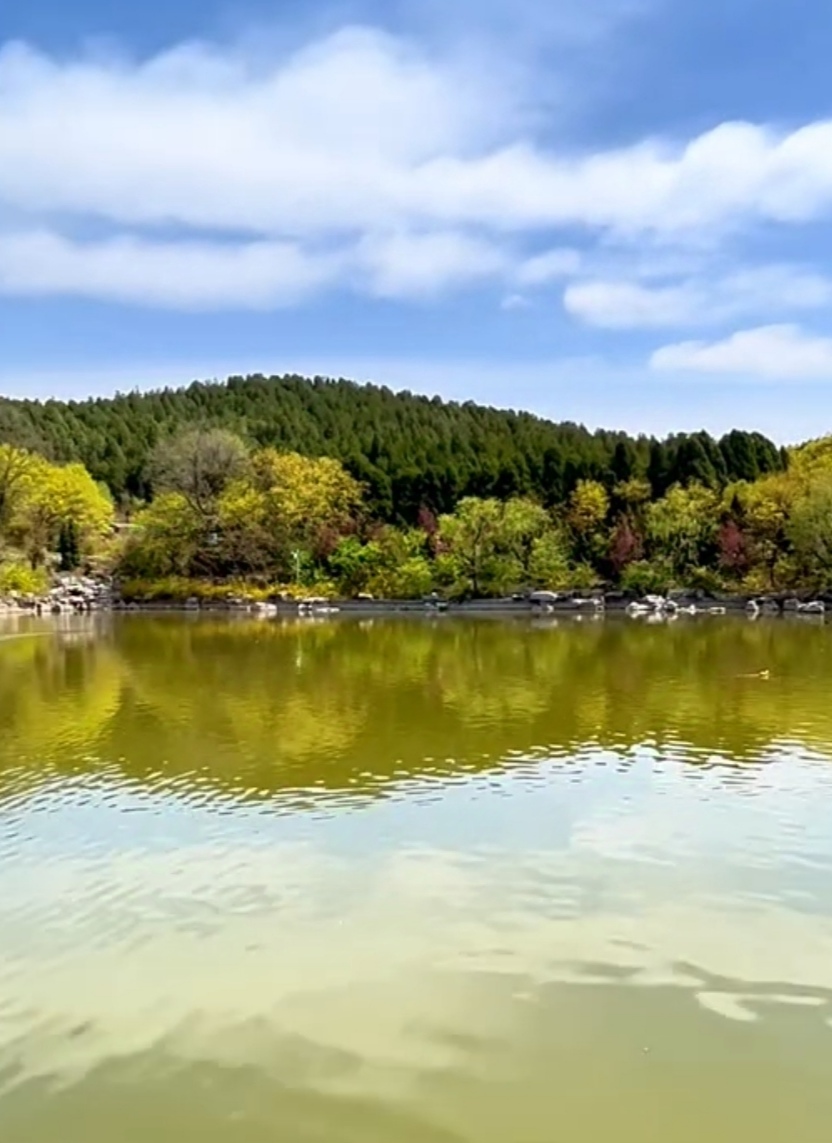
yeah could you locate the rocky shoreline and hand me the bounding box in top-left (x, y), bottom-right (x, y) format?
top-left (2, 579), bottom-right (828, 620)
top-left (0, 575), bottom-right (115, 616)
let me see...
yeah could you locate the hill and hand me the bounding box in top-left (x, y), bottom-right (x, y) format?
top-left (0, 374), bottom-right (784, 521)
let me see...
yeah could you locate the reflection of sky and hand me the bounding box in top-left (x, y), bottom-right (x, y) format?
top-left (7, 743), bottom-right (832, 876)
top-left (4, 740), bottom-right (832, 1141)
top-left (5, 747), bottom-right (832, 954)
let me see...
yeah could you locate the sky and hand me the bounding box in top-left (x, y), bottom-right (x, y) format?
top-left (2, 0), bottom-right (832, 440)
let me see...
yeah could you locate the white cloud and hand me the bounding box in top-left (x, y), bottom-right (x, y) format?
top-left (0, 31), bottom-right (510, 238)
top-left (0, 226), bottom-right (513, 307)
top-left (566, 279), bottom-right (697, 328)
top-left (4, 34), bottom-right (832, 242)
top-left (4, 27), bottom-right (832, 311)
top-left (514, 247), bottom-right (581, 286)
top-left (650, 324), bottom-right (832, 380)
top-left (565, 266), bottom-right (832, 329)
top-left (0, 229), bottom-right (342, 308)
top-left (356, 229), bottom-right (508, 297)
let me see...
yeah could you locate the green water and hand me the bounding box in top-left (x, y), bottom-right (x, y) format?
top-left (2, 613), bottom-right (832, 1143)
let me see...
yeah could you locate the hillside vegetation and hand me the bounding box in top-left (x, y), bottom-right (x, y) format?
top-left (0, 374), bottom-right (783, 518)
top-left (0, 373), bottom-right (829, 599)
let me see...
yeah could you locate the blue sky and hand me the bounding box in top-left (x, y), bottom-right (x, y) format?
top-left (2, 0), bottom-right (832, 440)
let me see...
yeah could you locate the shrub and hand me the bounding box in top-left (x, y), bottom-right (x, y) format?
top-left (684, 565), bottom-right (727, 594)
top-left (0, 562), bottom-right (49, 597)
top-left (620, 559), bottom-right (674, 595)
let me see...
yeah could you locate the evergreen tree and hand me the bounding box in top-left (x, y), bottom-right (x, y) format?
top-left (58, 520), bottom-right (81, 571)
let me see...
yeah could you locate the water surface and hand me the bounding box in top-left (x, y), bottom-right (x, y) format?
top-left (2, 614), bottom-right (832, 1142)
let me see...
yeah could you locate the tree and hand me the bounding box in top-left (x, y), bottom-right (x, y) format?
top-left (438, 498), bottom-right (505, 597)
top-left (614, 477), bottom-right (652, 509)
top-left (667, 435), bottom-right (721, 488)
top-left (216, 481), bottom-right (274, 575)
top-left (527, 530), bottom-right (571, 589)
top-left (717, 519), bottom-right (748, 576)
top-left (610, 517), bottom-right (643, 574)
top-left (0, 444), bottom-right (35, 542)
top-left (647, 441), bottom-right (672, 497)
top-left (610, 440), bottom-right (637, 484)
top-left (786, 477), bottom-right (832, 588)
top-left (499, 499), bottom-right (552, 582)
top-left (645, 483), bottom-right (718, 579)
top-left (58, 520), bottom-right (81, 571)
top-left (151, 429), bottom-right (249, 518)
top-left (720, 430), bottom-right (759, 483)
top-left (328, 536), bottom-right (384, 596)
top-left (9, 459), bottom-right (114, 568)
top-left (252, 451), bottom-right (363, 555)
top-left (729, 473), bottom-right (798, 588)
top-left (116, 493), bottom-right (202, 579)
top-left (567, 480), bottom-right (610, 565)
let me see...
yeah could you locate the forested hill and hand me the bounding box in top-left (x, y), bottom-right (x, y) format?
top-left (0, 374), bottom-right (785, 521)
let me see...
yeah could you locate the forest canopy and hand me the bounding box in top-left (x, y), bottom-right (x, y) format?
top-left (0, 374), bottom-right (784, 521)
top-left (4, 373), bottom-right (831, 600)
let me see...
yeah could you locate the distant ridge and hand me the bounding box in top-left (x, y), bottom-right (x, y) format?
top-left (0, 373), bottom-right (784, 520)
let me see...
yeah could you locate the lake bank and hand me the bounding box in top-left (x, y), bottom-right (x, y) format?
top-left (1, 588), bottom-right (829, 621)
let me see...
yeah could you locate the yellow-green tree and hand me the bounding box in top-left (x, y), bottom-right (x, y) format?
top-left (10, 458), bottom-right (114, 567)
top-left (438, 496), bottom-right (565, 596)
top-left (438, 498), bottom-right (510, 597)
top-left (645, 483), bottom-right (718, 579)
top-left (786, 475), bottom-right (832, 589)
top-left (567, 480), bottom-right (610, 564)
top-left (726, 473), bottom-right (799, 589)
top-left (251, 450), bottom-right (363, 551)
top-left (0, 444), bottom-right (36, 543)
top-left (118, 492), bottom-right (204, 578)
top-left (499, 499), bottom-right (551, 578)
top-left (362, 527), bottom-right (434, 599)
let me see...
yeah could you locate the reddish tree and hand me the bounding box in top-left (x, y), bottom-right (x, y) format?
top-left (610, 517), bottom-right (643, 573)
top-left (312, 523), bottom-right (342, 560)
top-left (718, 519), bottom-right (748, 573)
top-left (417, 505), bottom-right (438, 536)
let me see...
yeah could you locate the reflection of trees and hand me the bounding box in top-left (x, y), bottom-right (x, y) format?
top-left (0, 630), bottom-right (125, 794)
top-left (2, 617), bottom-right (832, 806)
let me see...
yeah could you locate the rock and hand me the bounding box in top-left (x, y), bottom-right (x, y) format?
top-left (625, 601), bottom-right (651, 616)
top-left (529, 591), bottom-right (559, 604)
top-left (797, 600), bottom-right (825, 614)
top-left (668, 588), bottom-right (703, 603)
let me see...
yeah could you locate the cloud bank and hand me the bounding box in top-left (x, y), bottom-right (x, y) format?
top-left (651, 325), bottom-right (832, 380)
top-left (2, 18), bottom-right (832, 378)
top-left (5, 33), bottom-right (832, 241)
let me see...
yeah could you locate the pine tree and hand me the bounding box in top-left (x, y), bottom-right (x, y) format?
top-left (58, 520), bottom-right (81, 571)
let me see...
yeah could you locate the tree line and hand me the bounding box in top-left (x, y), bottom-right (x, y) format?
top-left (2, 374), bottom-right (831, 599)
top-left (0, 374), bottom-right (784, 520)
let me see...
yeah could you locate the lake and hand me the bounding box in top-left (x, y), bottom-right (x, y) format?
top-left (2, 613), bottom-right (832, 1143)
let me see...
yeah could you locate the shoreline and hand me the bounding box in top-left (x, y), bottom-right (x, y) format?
top-left (2, 589), bottom-right (828, 621)
top-left (0, 572), bottom-right (829, 621)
